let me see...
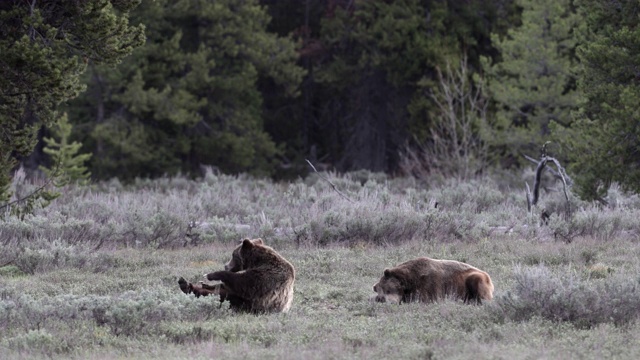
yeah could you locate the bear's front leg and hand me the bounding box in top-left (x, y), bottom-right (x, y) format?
top-left (204, 270), bottom-right (230, 281)
top-left (178, 277), bottom-right (218, 298)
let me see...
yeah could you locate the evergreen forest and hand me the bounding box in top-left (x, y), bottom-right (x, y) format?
top-left (1, 0), bottom-right (638, 203)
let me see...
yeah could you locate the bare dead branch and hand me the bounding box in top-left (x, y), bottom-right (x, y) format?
top-left (305, 159), bottom-right (354, 203)
top-left (531, 157), bottom-right (548, 206)
top-left (523, 153), bottom-right (573, 186)
top-left (0, 154), bottom-right (66, 216)
top-left (526, 152), bottom-right (572, 220)
top-left (546, 156), bottom-right (571, 217)
top-left (399, 54), bottom-right (488, 180)
top-left (525, 182), bottom-right (532, 212)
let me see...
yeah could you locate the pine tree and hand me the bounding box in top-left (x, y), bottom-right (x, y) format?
top-left (482, 0), bottom-right (581, 166)
top-left (0, 0), bottom-right (144, 202)
top-left (40, 113), bottom-right (92, 186)
top-left (69, 0), bottom-right (304, 179)
top-left (567, 0), bottom-right (640, 201)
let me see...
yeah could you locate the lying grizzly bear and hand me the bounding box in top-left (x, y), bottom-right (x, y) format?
top-left (179, 238), bottom-right (295, 313)
top-left (373, 257), bottom-right (493, 304)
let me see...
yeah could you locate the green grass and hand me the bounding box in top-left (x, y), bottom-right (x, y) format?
top-left (2, 172), bottom-right (640, 359)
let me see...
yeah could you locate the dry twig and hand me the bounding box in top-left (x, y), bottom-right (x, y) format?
top-left (305, 159), bottom-right (354, 203)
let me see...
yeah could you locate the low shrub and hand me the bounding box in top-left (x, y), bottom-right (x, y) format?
top-left (494, 265), bottom-right (640, 328)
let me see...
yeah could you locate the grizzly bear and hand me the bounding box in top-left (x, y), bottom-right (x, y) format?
top-left (373, 257), bottom-right (493, 304)
top-left (196, 238), bottom-right (295, 313)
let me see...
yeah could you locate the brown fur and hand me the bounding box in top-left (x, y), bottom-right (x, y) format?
top-left (203, 238), bottom-right (295, 313)
top-left (178, 277), bottom-right (231, 300)
top-left (373, 257), bottom-right (494, 305)
top-left (178, 277), bottom-right (251, 310)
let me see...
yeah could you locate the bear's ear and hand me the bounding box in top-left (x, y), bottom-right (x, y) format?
top-left (384, 268), bottom-right (405, 279)
top-left (242, 238), bottom-right (254, 249)
top-left (253, 238), bottom-right (264, 245)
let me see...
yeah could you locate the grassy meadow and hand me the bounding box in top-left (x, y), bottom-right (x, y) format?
top-left (2, 170), bottom-right (640, 359)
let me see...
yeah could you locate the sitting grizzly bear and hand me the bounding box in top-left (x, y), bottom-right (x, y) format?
top-left (373, 257), bottom-right (493, 304)
top-left (196, 238), bottom-right (295, 313)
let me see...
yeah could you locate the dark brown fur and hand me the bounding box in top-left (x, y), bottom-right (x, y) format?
top-left (178, 277), bottom-right (251, 310)
top-left (373, 257), bottom-right (494, 305)
top-left (178, 277), bottom-right (227, 299)
top-left (203, 238), bottom-right (295, 313)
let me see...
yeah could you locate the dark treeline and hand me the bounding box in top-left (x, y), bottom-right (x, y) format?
top-left (67, 0), bottom-right (516, 179)
top-left (1, 0), bottom-right (639, 203)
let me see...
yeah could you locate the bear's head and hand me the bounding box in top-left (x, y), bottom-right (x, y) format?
top-left (373, 268), bottom-right (409, 304)
top-left (224, 238), bottom-right (265, 271)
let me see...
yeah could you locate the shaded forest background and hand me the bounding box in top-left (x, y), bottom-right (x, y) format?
top-left (1, 0), bottom-right (639, 206)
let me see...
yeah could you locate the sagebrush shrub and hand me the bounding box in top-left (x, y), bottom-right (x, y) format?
top-left (494, 265), bottom-right (640, 328)
top-left (3, 171), bottom-right (640, 251)
top-left (2, 329), bottom-right (62, 354)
